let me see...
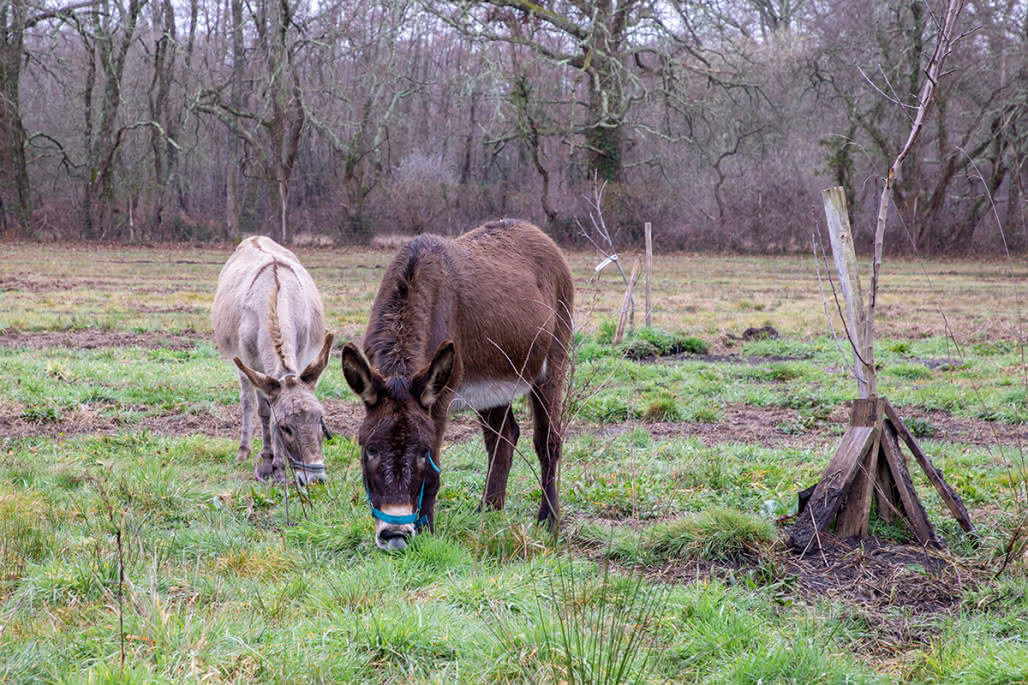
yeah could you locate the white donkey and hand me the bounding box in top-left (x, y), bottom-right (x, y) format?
top-left (212, 236), bottom-right (334, 485)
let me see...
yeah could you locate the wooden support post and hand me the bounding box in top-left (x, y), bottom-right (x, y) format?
top-left (823, 187), bottom-right (874, 397)
top-left (883, 399), bottom-right (975, 534)
top-left (644, 222), bottom-right (653, 328)
top-left (873, 451), bottom-right (902, 524)
top-left (614, 260), bottom-right (641, 345)
top-left (836, 400), bottom-right (882, 538)
top-left (879, 420), bottom-right (939, 547)
top-left (787, 398), bottom-right (881, 552)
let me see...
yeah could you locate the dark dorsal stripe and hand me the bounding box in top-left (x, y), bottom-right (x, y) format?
top-left (244, 256), bottom-right (299, 375)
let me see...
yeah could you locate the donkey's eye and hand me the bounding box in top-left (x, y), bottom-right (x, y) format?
top-left (280, 425), bottom-right (293, 438)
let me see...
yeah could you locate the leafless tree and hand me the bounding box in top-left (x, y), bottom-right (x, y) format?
top-left (1, 0), bottom-right (1024, 254)
top-left (196, 0), bottom-right (307, 244)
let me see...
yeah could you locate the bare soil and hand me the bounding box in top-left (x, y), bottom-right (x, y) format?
top-left (4, 398), bottom-right (1022, 462)
top-left (783, 537), bottom-right (980, 653)
top-left (1, 276), bottom-right (112, 293)
top-left (576, 524), bottom-right (980, 654)
top-left (0, 328), bottom-right (204, 350)
top-left (586, 404), bottom-right (811, 449)
top-left (827, 403), bottom-right (1027, 449)
top-left (0, 398), bottom-right (482, 445)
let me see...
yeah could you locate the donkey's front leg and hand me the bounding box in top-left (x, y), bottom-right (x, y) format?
top-left (255, 395), bottom-right (284, 483)
top-left (237, 372), bottom-right (257, 464)
top-left (479, 404), bottom-right (520, 510)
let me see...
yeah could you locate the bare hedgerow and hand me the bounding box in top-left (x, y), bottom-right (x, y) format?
top-left (385, 151), bottom-right (458, 236)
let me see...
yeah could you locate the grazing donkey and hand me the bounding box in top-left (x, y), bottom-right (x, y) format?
top-left (342, 219), bottom-right (574, 550)
top-left (212, 236), bottom-right (334, 485)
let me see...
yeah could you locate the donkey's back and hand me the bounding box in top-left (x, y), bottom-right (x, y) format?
top-left (212, 236), bottom-right (325, 374)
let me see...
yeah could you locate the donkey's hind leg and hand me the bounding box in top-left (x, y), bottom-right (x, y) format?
top-left (479, 404), bottom-right (520, 510)
top-left (237, 372), bottom-right (257, 464)
top-left (529, 380), bottom-right (564, 527)
top-left (530, 302), bottom-right (572, 527)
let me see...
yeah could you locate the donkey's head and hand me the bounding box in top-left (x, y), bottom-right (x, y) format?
top-left (341, 341), bottom-right (454, 551)
top-left (234, 334), bottom-right (335, 486)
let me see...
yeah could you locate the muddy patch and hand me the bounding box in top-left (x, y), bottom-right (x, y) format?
top-left (0, 399), bottom-right (480, 445)
top-left (782, 537), bottom-right (978, 651)
top-left (0, 328), bottom-right (204, 351)
top-left (1, 276), bottom-right (114, 293)
top-left (597, 403), bottom-right (1026, 451)
top-left (641, 535), bottom-right (979, 652)
top-left (5, 397), bottom-right (1023, 454)
top-left (657, 352), bottom-right (808, 364)
top-left (580, 404), bottom-right (820, 449)
top-left (0, 275), bottom-right (199, 295)
top-left (829, 403), bottom-right (1027, 449)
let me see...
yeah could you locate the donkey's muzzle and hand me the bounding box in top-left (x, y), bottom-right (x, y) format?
top-left (376, 526), bottom-right (412, 551)
top-left (290, 458), bottom-right (327, 486)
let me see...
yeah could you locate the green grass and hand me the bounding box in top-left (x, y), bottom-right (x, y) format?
top-left (2, 245), bottom-right (1028, 683)
top-left (0, 430), bottom-right (897, 684)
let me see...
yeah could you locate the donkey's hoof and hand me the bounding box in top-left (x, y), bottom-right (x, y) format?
top-left (255, 458), bottom-right (275, 482)
top-left (236, 447), bottom-right (251, 464)
top-left (537, 508), bottom-right (559, 530)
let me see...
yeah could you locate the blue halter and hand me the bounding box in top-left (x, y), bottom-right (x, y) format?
top-left (366, 451), bottom-right (440, 530)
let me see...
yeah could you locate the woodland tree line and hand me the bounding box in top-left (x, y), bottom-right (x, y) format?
top-left (0, 0), bottom-right (1025, 253)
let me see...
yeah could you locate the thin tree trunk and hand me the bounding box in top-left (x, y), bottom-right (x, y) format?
top-left (226, 0), bottom-right (244, 239)
top-left (0, 0), bottom-right (31, 233)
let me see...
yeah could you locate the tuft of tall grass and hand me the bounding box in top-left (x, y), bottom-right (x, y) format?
top-left (642, 391), bottom-right (681, 422)
top-left (644, 508), bottom-right (777, 563)
top-left (0, 488), bottom-right (58, 583)
top-left (490, 558), bottom-right (667, 685)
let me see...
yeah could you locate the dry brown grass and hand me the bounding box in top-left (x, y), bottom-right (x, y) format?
top-left (3, 241), bottom-right (1025, 343)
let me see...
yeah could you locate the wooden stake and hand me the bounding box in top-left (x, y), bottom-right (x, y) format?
top-left (644, 222), bottom-right (653, 327)
top-left (787, 398), bottom-right (880, 552)
top-left (614, 259), bottom-right (641, 345)
top-left (836, 400), bottom-right (882, 538)
top-left (879, 420), bottom-right (939, 547)
top-left (883, 399), bottom-right (975, 533)
top-left (873, 450), bottom-right (903, 524)
top-left (823, 187), bottom-right (873, 397)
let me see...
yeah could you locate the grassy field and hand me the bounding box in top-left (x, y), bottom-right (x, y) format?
top-left (1, 241), bottom-right (1027, 684)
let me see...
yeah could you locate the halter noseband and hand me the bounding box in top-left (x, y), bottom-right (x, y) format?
top-left (366, 451), bottom-right (440, 530)
top-left (288, 456), bottom-right (326, 475)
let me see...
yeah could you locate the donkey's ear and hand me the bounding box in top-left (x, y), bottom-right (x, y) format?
top-left (412, 341), bottom-right (455, 409)
top-left (234, 357), bottom-right (281, 399)
top-left (342, 343), bottom-right (382, 406)
top-left (300, 333), bottom-right (335, 387)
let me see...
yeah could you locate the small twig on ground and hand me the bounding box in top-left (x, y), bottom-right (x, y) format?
top-left (86, 475), bottom-right (126, 670)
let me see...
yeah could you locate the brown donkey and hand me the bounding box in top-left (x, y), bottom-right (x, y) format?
top-left (212, 236), bottom-right (334, 486)
top-left (342, 219), bottom-right (574, 551)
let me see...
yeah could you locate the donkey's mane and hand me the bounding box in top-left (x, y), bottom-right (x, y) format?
top-left (251, 256), bottom-right (298, 375)
top-left (365, 235), bottom-right (450, 379)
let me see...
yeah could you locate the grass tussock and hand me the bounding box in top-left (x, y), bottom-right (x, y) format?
top-left (491, 559), bottom-right (667, 685)
top-left (0, 489), bottom-right (59, 581)
top-left (644, 508), bottom-right (777, 564)
top-left (571, 508), bottom-right (777, 567)
top-left (214, 547), bottom-right (298, 579)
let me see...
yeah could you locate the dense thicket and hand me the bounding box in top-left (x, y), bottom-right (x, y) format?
top-left (1, 0), bottom-right (1024, 253)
